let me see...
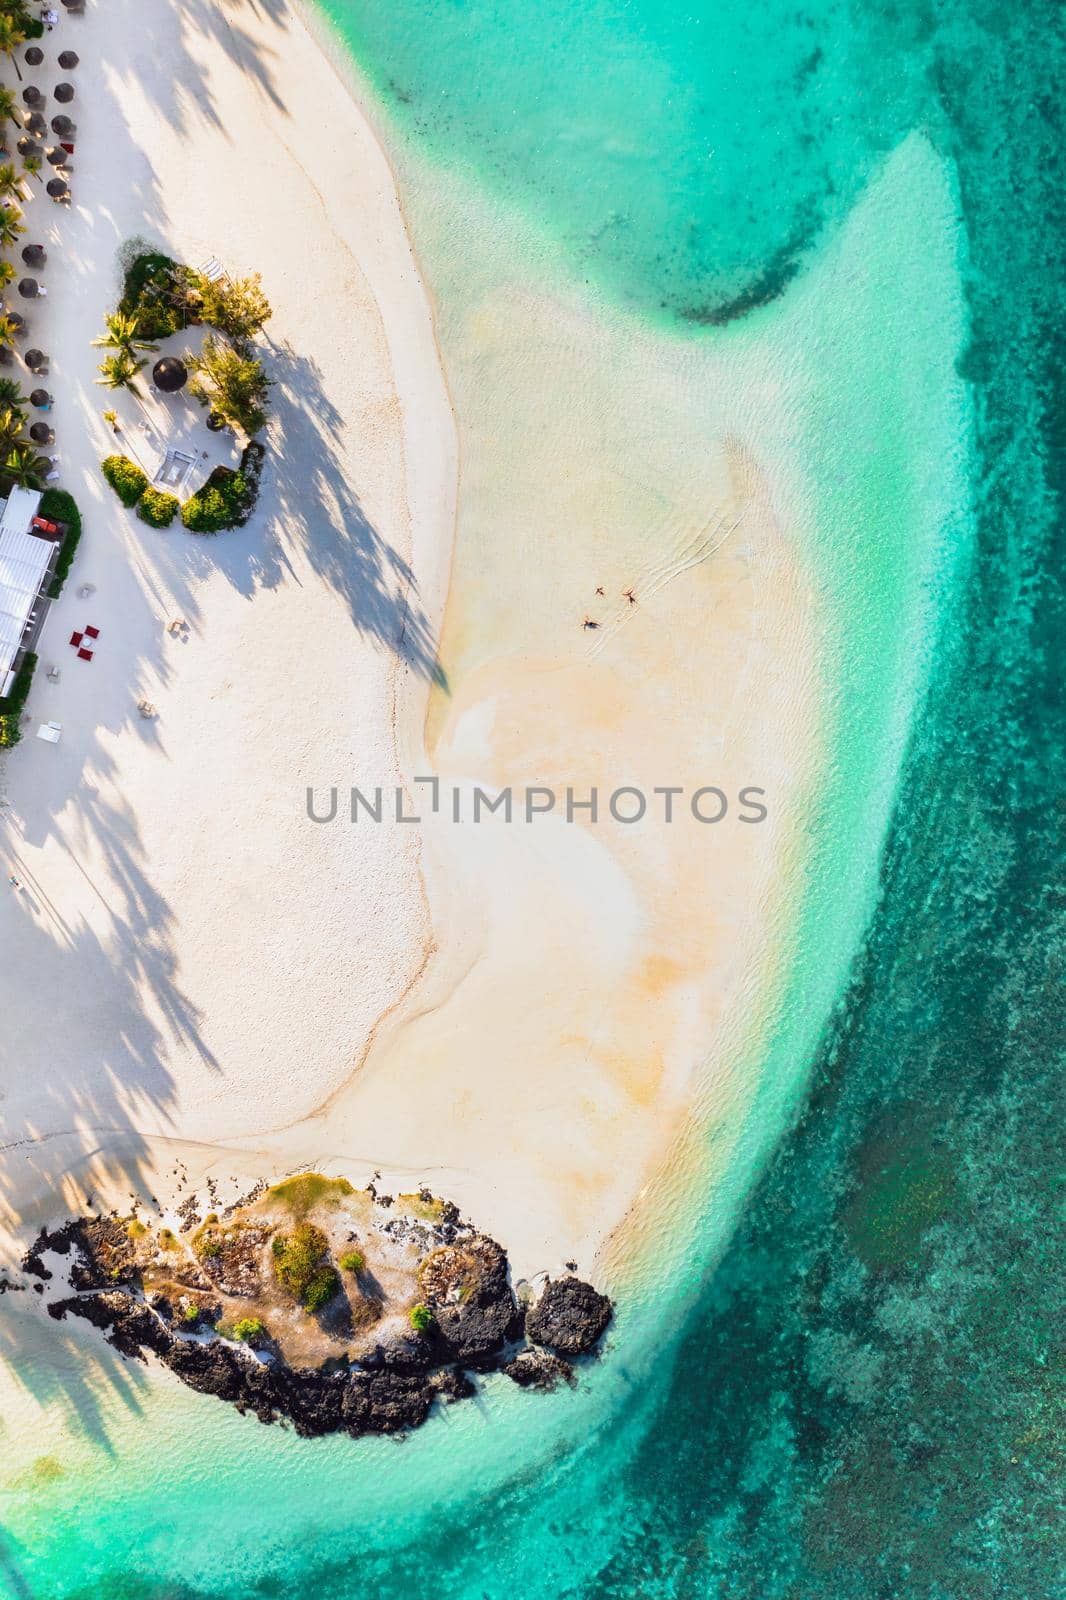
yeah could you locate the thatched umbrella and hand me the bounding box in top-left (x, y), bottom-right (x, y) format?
top-left (21, 244), bottom-right (46, 268)
top-left (46, 146), bottom-right (67, 167)
top-left (29, 388), bottom-right (50, 408)
top-left (152, 355), bottom-right (188, 393)
top-left (16, 137), bottom-right (42, 160)
top-left (24, 46), bottom-right (44, 67)
top-left (24, 349), bottom-right (45, 370)
top-left (17, 278), bottom-right (38, 299)
top-left (46, 178), bottom-right (68, 199)
top-left (26, 113), bottom-right (47, 137)
top-left (29, 421), bottom-right (50, 443)
top-left (6, 311), bottom-right (25, 333)
top-left (58, 50), bottom-right (79, 70)
top-left (22, 86), bottom-right (44, 107)
top-left (54, 83), bottom-right (75, 104)
top-left (51, 114), bottom-right (74, 138)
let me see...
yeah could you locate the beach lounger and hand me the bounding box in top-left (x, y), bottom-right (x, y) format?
top-left (199, 255), bottom-right (226, 282)
top-left (36, 721), bottom-right (61, 743)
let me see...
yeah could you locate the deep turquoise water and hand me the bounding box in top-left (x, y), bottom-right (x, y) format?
top-left (4, 0), bottom-right (1063, 1593)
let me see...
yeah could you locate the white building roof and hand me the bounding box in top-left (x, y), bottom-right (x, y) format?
top-left (0, 488), bottom-right (48, 694)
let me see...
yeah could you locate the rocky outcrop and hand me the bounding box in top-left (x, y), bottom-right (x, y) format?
top-left (424, 1235), bottom-right (524, 1367)
top-left (503, 1349), bottom-right (575, 1391)
top-left (525, 1276), bottom-right (613, 1357)
top-left (28, 1204), bottom-right (613, 1441)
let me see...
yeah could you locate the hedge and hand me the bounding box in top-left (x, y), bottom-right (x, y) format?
top-left (101, 454), bottom-right (148, 508)
top-left (137, 487), bottom-right (180, 528)
top-left (180, 441), bottom-right (265, 534)
top-left (0, 650), bottom-right (36, 748)
top-left (41, 488), bottom-right (82, 598)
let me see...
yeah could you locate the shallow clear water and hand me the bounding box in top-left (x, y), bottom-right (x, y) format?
top-left (2, 0), bottom-right (1061, 1594)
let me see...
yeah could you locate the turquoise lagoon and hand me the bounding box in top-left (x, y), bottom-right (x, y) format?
top-left (1, 0), bottom-right (1061, 1595)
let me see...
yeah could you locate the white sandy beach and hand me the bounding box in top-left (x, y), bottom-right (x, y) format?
top-left (0, 0), bottom-right (823, 1289)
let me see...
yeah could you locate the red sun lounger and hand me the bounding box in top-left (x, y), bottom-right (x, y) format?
top-left (69, 631), bottom-right (83, 647)
top-left (77, 647), bottom-right (93, 661)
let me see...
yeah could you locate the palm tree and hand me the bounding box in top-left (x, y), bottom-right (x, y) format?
top-left (0, 85), bottom-right (20, 127)
top-left (0, 259), bottom-right (16, 292)
top-left (0, 205), bottom-right (23, 248)
top-left (0, 160), bottom-right (22, 200)
top-left (0, 312), bottom-right (20, 352)
top-left (92, 312), bottom-right (158, 359)
top-left (20, 152), bottom-right (40, 187)
top-left (0, 375), bottom-right (25, 410)
top-left (96, 349), bottom-right (146, 395)
top-left (2, 443), bottom-right (49, 490)
top-left (0, 16), bottom-right (27, 83)
top-left (0, 403), bottom-right (23, 448)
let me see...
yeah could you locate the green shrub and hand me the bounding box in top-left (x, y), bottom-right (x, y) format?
top-left (409, 1303), bottom-right (433, 1333)
top-left (101, 454), bottom-right (148, 508)
top-left (40, 489), bottom-right (82, 598)
top-left (303, 1266), bottom-right (340, 1314)
top-left (182, 1303), bottom-right (201, 1323)
top-left (230, 1317), bottom-right (265, 1343)
top-left (137, 487), bottom-right (180, 528)
top-left (272, 1222), bottom-right (336, 1310)
top-left (181, 467), bottom-right (250, 533)
top-left (339, 1250), bottom-right (365, 1275)
top-left (0, 649), bottom-right (36, 747)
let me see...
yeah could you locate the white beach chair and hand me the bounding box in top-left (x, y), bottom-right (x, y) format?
top-left (199, 255), bottom-right (227, 283)
top-left (36, 721), bottom-right (61, 743)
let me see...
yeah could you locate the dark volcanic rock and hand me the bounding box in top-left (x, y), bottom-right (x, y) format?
top-left (163, 1337), bottom-right (247, 1401)
top-left (525, 1277), bottom-right (612, 1357)
top-left (503, 1349), bottom-right (575, 1391)
top-left (432, 1364), bottom-right (476, 1402)
top-left (48, 1291), bottom-right (171, 1360)
top-left (25, 1217), bottom-right (139, 1290)
top-left (430, 1236), bottom-right (524, 1366)
top-left (342, 1369), bottom-right (434, 1435)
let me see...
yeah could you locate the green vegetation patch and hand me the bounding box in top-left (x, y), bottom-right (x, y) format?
top-left (272, 1221), bottom-right (339, 1312)
top-left (408, 1303), bottom-right (433, 1333)
top-left (40, 489), bottom-right (83, 598)
top-left (0, 649), bottom-right (35, 748)
top-left (191, 1221), bottom-right (223, 1260)
top-left (126, 1219), bottom-right (147, 1240)
top-left (339, 1250), bottom-right (365, 1274)
top-left (267, 1174), bottom-right (355, 1217)
top-left (101, 454), bottom-right (148, 509)
top-left (136, 487), bottom-right (180, 528)
top-left (118, 250), bottom-right (203, 341)
top-left (398, 1192), bottom-right (445, 1223)
top-left (227, 1316), bottom-right (265, 1344)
